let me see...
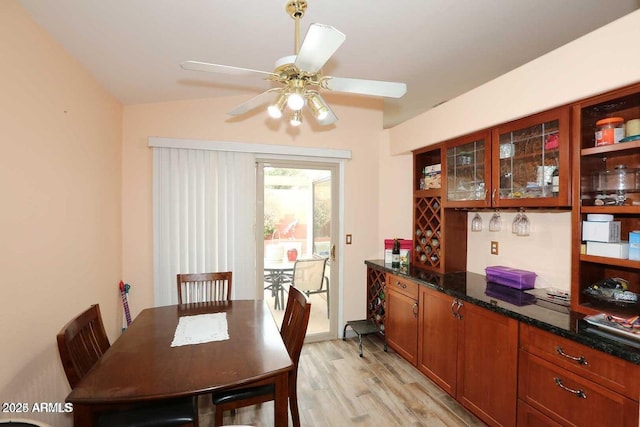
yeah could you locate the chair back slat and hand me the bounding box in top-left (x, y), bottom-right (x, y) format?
top-left (280, 286), bottom-right (311, 365)
top-left (57, 304), bottom-right (110, 389)
top-left (177, 271), bottom-right (232, 304)
top-left (291, 258), bottom-right (327, 292)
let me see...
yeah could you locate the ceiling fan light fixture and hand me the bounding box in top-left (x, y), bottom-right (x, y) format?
top-left (290, 110), bottom-right (302, 127)
top-left (307, 92), bottom-right (329, 120)
top-left (286, 79), bottom-right (306, 111)
top-left (182, 0), bottom-right (406, 129)
top-left (267, 91), bottom-right (287, 119)
top-left (287, 92), bottom-right (305, 111)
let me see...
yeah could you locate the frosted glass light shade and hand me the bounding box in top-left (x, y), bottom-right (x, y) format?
top-left (287, 92), bottom-right (305, 111)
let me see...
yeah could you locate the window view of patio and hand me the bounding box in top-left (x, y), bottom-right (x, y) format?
top-left (262, 167), bottom-right (332, 336)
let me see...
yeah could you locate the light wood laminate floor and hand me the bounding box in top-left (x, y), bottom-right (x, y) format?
top-left (198, 335), bottom-right (484, 426)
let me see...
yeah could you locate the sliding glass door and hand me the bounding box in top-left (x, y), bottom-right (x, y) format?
top-left (256, 160), bottom-right (339, 342)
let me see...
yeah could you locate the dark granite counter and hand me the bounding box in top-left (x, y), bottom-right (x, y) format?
top-left (365, 259), bottom-right (640, 364)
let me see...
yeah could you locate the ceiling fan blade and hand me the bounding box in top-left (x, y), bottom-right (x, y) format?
top-left (326, 77), bottom-right (407, 98)
top-left (294, 23), bottom-right (346, 74)
top-left (228, 89), bottom-right (280, 116)
top-left (181, 61), bottom-right (276, 78)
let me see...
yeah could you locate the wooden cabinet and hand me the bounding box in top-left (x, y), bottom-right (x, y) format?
top-left (517, 401), bottom-right (563, 427)
top-left (492, 107), bottom-right (571, 208)
top-left (457, 302), bottom-right (519, 427)
top-left (412, 107), bottom-right (570, 272)
top-left (570, 82), bottom-right (640, 317)
top-left (413, 144), bottom-right (468, 273)
top-left (443, 130), bottom-right (492, 207)
top-left (418, 286), bottom-right (519, 427)
top-left (518, 323), bottom-right (639, 427)
top-left (442, 107), bottom-right (571, 209)
top-left (417, 285), bottom-right (458, 395)
top-left (385, 273), bottom-right (419, 364)
top-left (366, 266), bottom-right (387, 332)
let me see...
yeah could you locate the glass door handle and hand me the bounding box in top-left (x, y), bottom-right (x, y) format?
top-left (331, 244), bottom-right (336, 261)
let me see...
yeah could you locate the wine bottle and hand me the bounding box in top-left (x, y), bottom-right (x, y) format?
top-left (392, 238), bottom-right (400, 268)
top-left (552, 167), bottom-right (559, 196)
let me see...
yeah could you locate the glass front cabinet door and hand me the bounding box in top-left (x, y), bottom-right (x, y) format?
top-left (443, 130), bottom-right (492, 208)
top-left (491, 107), bottom-right (571, 208)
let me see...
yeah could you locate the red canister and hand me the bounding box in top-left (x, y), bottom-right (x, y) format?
top-left (595, 117), bottom-right (625, 146)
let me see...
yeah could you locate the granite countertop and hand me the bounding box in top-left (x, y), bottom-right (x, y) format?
top-left (365, 259), bottom-right (640, 364)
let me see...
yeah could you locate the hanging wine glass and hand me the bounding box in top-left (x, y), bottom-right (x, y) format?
top-left (516, 210), bottom-right (530, 236)
top-left (512, 209), bottom-right (523, 234)
top-left (489, 211), bottom-right (502, 232)
top-left (471, 213), bottom-right (483, 232)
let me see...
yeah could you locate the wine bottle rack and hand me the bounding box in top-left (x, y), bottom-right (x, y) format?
top-left (367, 266), bottom-right (387, 332)
top-left (414, 196), bottom-right (442, 270)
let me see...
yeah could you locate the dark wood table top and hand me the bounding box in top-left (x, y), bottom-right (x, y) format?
top-left (67, 300), bottom-right (293, 404)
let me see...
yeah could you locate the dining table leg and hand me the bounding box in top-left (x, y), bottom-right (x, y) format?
top-left (72, 403), bottom-right (95, 426)
top-left (273, 371), bottom-right (289, 427)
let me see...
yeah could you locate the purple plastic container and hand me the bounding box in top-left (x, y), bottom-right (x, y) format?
top-left (485, 266), bottom-right (536, 290)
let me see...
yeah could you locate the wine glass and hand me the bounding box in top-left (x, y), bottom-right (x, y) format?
top-left (516, 211), bottom-right (530, 236)
top-left (489, 211), bottom-right (502, 232)
top-left (471, 213), bottom-right (483, 232)
top-left (512, 210), bottom-right (523, 234)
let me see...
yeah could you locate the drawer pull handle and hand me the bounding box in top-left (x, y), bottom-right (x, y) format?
top-left (396, 281), bottom-right (406, 289)
top-left (412, 302), bottom-right (418, 318)
top-left (450, 300), bottom-right (458, 318)
top-left (556, 346), bottom-right (588, 365)
top-left (450, 299), bottom-right (463, 320)
top-left (554, 377), bottom-right (587, 399)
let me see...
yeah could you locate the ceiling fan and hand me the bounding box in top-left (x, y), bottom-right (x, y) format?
top-left (180, 0), bottom-right (407, 127)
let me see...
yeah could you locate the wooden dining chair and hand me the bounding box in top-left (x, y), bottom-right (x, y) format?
top-left (176, 271), bottom-right (233, 304)
top-left (211, 286), bottom-right (311, 427)
top-left (291, 257), bottom-right (329, 317)
top-left (56, 304), bottom-right (199, 427)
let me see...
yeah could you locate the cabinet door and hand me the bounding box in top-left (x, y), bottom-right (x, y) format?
top-left (417, 286), bottom-right (458, 396)
top-left (492, 107), bottom-right (571, 207)
top-left (385, 287), bottom-right (418, 365)
top-left (443, 130), bottom-right (492, 208)
top-left (457, 301), bottom-right (518, 427)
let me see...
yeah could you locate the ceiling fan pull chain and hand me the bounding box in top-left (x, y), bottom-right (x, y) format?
top-left (294, 13), bottom-right (300, 54)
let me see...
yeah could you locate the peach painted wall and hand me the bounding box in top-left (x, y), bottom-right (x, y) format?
top-left (0, 2), bottom-right (123, 425)
top-left (121, 95), bottom-right (384, 324)
top-left (378, 130), bottom-right (413, 243)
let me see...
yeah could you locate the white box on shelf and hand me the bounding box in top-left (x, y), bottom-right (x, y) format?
top-left (582, 220), bottom-right (621, 242)
top-left (586, 241), bottom-right (629, 259)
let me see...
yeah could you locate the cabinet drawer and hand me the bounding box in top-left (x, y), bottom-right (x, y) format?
top-left (519, 323), bottom-right (639, 400)
top-left (519, 351), bottom-right (638, 427)
top-left (387, 273), bottom-right (419, 299)
top-left (517, 400), bottom-right (563, 427)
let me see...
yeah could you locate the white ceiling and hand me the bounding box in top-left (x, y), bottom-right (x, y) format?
top-left (18, 0), bottom-right (640, 129)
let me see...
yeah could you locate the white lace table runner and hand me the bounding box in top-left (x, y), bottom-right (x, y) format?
top-left (170, 312), bottom-right (229, 347)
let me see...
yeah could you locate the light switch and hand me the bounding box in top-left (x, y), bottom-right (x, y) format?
top-left (346, 234), bottom-right (352, 244)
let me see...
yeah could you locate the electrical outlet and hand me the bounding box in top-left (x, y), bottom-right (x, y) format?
top-left (491, 241), bottom-right (499, 255)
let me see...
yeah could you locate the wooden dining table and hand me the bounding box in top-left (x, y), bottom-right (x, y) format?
top-left (66, 300), bottom-right (293, 426)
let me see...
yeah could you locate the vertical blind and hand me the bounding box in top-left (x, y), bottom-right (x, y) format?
top-left (153, 147), bottom-right (256, 306)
